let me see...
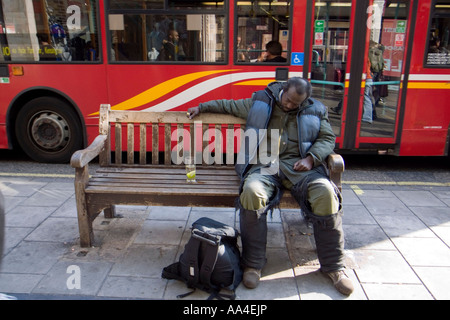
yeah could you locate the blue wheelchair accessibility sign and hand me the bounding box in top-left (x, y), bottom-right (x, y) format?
top-left (291, 52), bottom-right (304, 66)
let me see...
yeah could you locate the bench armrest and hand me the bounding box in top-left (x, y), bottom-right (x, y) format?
top-left (327, 153), bottom-right (344, 172)
top-left (70, 135), bottom-right (107, 168)
top-left (327, 153), bottom-right (345, 191)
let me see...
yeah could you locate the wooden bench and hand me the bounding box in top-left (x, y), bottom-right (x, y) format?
top-left (70, 104), bottom-right (345, 247)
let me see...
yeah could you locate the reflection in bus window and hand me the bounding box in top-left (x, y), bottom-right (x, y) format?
top-left (360, 0), bottom-right (409, 138)
top-left (312, 0), bottom-right (351, 137)
top-left (109, 13), bottom-right (226, 63)
top-left (0, 0), bottom-right (99, 63)
top-left (235, 0), bottom-right (290, 63)
top-left (425, 0), bottom-right (450, 66)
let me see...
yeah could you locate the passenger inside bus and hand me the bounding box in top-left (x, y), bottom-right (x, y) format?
top-left (158, 29), bottom-right (186, 61)
top-left (428, 37), bottom-right (449, 53)
top-left (236, 36), bottom-right (250, 62)
top-left (259, 40), bottom-right (287, 63)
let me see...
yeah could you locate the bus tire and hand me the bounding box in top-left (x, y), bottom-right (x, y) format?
top-left (15, 97), bottom-right (83, 163)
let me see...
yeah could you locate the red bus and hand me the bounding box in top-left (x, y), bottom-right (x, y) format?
top-left (0, 0), bottom-right (449, 162)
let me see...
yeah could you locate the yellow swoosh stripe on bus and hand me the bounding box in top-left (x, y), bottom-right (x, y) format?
top-left (89, 69), bottom-right (234, 115)
top-left (111, 69), bottom-right (234, 111)
top-left (234, 79), bottom-right (274, 86)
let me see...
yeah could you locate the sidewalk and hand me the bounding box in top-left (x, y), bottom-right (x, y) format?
top-left (0, 173), bottom-right (449, 300)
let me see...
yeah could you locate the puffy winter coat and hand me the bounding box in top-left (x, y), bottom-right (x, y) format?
top-left (198, 81), bottom-right (335, 179)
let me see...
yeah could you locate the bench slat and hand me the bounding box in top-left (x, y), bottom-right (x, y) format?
top-left (94, 166), bottom-right (239, 175)
top-left (115, 123), bottom-right (122, 165)
top-left (127, 123), bottom-right (134, 164)
top-left (139, 123), bottom-right (146, 165)
top-left (152, 123), bottom-right (159, 164)
top-left (85, 185), bottom-right (239, 195)
top-left (88, 181), bottom-right (240, 189)
top-left (109, 110), bottom-right (246, 125)
top-left (92, 175), bottom-right (239, 183)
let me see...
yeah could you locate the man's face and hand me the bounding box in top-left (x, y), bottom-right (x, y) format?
top-left (170, 31), bottom-right (179, 42)
top-left (280, 86), bottom-right (307, 112)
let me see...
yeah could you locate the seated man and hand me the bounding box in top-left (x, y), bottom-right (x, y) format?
top-left (187, 77), bottom-right (353, 295)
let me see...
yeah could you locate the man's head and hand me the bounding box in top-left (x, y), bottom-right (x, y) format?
top-left (169, 30), bottom-right (179, 42)
top-left (265, 41), bottom-right (283, 56)
top-left (280, 77), bottom-right (312, 112)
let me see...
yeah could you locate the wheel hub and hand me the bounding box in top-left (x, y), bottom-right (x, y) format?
top-left (30, 112), bottom-right (70, 150)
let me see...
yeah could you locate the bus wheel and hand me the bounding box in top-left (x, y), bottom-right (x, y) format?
top-left (15, 97), bottom-right (83, 163)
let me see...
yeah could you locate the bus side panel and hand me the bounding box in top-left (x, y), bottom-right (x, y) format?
top-left (399, 88), bottom-right (449, 156)
top-left (0, 127), bottom-right (7, 149)
top-left (398, 0), bottom-right (450, 156)
top-left (400, 130), bottom-right (447, 156)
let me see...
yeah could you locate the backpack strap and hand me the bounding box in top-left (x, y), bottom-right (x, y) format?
top-left (199, 238), bottom-right (220, 288)
top-left (192, 229), bottom-right (220, 289)
top-left (183, 233), bottom-right (202, 288)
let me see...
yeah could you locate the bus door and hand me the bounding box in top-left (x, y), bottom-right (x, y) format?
top-left (308, 0), bottom-right (412, 153)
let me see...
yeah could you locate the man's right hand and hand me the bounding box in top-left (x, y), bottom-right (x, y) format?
top-left (187, 106), bottom-right (200, 119)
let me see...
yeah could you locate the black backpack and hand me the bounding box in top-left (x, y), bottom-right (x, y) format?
top-left (162, 217), bottom-right (243, 300)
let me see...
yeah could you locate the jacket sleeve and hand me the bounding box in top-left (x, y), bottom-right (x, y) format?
top-left (198, 98), bottom-right (253, 120)
top-left (306, 114), bottom-right (336, 166)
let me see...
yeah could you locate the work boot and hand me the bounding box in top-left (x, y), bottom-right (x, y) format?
top-left (243, 267), bottom-right (261, 289)
top-left (325, 270), bottom-right (354, 295)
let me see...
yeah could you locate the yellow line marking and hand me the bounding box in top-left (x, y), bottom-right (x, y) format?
top-left (0, 172), bottom-right (75, 178)
top-left (343, 180), bottom-right (450, 187)
top-left (350, 185), bottom-right (364, 195)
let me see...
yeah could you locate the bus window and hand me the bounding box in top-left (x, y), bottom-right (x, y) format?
top-left (235, 0), bottom-right (290, 63)
top-left (425, 0), bottom-right (450, 67)
top-left (108, 1), bottom-right (226, 63)
top-left (0, 0), bottom-right (99, 63)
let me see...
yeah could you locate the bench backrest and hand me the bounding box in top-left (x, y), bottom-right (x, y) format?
top-left (99, 104), bottom-right (247, 167)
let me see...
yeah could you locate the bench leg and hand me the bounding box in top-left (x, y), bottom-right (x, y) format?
top-left (104, 205), bottom-right (117, 218)
top-left (75, 198), bottom-right (94, 248)
top-left (74, 166), bottom-right (94, 247)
